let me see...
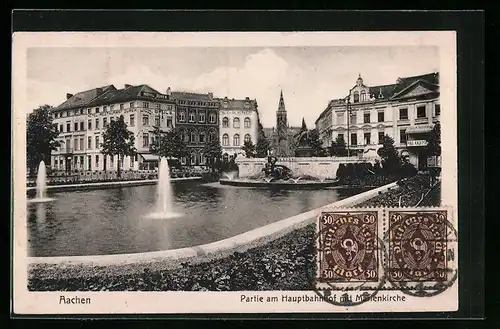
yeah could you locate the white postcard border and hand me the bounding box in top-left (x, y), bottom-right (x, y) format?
top-left (12, 31), bottom-right (458, 314)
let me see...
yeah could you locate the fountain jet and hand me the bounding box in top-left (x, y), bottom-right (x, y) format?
top-left (222, 171), bottom-right (238, 180)
top-left (145, 158), bottom-right (182, 219)
top-left (28, 161), bottom-right (54, 203)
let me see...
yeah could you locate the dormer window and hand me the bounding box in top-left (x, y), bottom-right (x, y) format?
top-left (353, 92), bottom-right (360, 103)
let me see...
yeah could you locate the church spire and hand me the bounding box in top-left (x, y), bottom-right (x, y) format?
top-left (278, 89), bottom-right (286, 112)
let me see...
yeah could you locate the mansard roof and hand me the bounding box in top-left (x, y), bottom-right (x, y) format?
top-left (218, 97), bottom-right (258, 111)
top-left (350, 72), bottom-right (439, 101)
top-left (171, 91), bottom-right (214, 101)
top-left (54, 85), bottom-right (116, 110)
top-left (86, 84), bottom-right (170, 107)
top-left (391, 72), bottom-right (439, 96)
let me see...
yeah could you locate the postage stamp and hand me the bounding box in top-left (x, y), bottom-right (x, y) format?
top-left (388, 209), bottom-right (448, 282)
top-left (316, 209), bottom-right (380, 283)
top-left (12, 30), bottom-right (458, 315)
top-left (313, 207), bottom-right (456, 307)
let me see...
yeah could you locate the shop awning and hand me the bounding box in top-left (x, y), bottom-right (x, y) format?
top-left (140, 153), bottom-right (159, 161)
top-left (406, 124), bottom-right (434, 134)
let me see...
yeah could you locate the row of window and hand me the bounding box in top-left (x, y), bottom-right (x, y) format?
top-left (221, 134), bottom-right (252, 146)
top-left (337, 130), bottom-right (409, 146)
top-left (179, 154), bottom-right (207, 166)
top-left (336, 104), bottom-right (441, 125)
top-left (178, 100), bottom-right (217, 107)
top-left (142, 131), bottom-right (218, 148)
top-left (58, 136), bottom-right (102, 152)
top-left (53, 154), bottom-right (137, 171)
top-left (53, 102), bottom-right (174, 118)
top-left (177, 110), bottom-right (217, 123)
top-left (57, 114), bottom-right (175, 133)
top-left (221, 117), bottom-right (251, 128)
top-left (352, 90), bottom-right (371, 103)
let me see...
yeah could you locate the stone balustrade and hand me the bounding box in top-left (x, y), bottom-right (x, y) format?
top-left (235, 156), bottom-right (377, 179)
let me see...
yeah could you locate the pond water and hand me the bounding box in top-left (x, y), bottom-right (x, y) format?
top-left (27, 182), bottom-right (368, 257)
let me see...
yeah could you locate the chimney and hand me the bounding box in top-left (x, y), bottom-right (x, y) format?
top-left (208, 92), bottom-right (213, 100)
top-left (245, 97), bottom-right (250, 101)
top-left (66, 93), bottom-right (73, 100)
top-left (166, 87), bottom-right (171, 96)
top-left (124, 84), bottom-right (132, 89)
top-left (224, 96), bottom-right (228, 101)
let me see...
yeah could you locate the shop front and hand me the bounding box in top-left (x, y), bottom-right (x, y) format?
top-left (404, 124), bottom-right (434, 171)
top-left (139, 153), bottom-right (160, 170)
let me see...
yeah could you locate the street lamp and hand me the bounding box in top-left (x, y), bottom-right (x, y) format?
top-left (346, 95), bottom-right (352, 157)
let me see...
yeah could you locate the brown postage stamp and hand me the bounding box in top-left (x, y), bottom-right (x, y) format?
top-left (314, 207), bottom-right (457, 307)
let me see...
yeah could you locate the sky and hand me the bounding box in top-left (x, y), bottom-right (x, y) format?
top-left (26, 46), bottom-right (438, 128)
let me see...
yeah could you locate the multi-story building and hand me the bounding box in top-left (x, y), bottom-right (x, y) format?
top-left (218, 96), bottom-right (260, 157)
top-left (50, 84), bottom-right (176, 172)
top-left (170, 91), bottom-right (219, 167)
top-left (315, 72), bottom-right (440, 169)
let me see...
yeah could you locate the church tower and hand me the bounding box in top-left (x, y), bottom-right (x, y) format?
top-left (274, 90), bottom-right (290, 157)
top-left (276, 90), bottom-right (288, 141)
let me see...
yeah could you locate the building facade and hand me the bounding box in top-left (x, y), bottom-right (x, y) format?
top-left (170, 91), bottom-right (219, 167)
top-left (315, 72), bottom-right (440, 169)
top-left (218, 97), bottom-right (260, 157)
top-left (50, 84), bottom-right (176, 172)
top-left (264, 91), bottom-right (303, 157)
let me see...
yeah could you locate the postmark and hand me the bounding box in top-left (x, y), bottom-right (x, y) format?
top-left (388, 209), bottom-right (448, 282)
top-left (311, 207), bottom-right (387, 307)
top-left (384, 207), bottom-right (458, 298)
top-left (310, 206), bottom-right (457, 307)
top-left (317, 209), bottom-right (379, 283)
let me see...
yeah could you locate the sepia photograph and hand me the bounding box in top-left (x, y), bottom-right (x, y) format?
top-left (12, 31), bottom-right (458, 314)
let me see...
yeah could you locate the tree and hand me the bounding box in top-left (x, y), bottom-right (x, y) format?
top-left (256, 135), bottom-right (270, 158)
top-left (307, 129), bottom-right (325, 157)
top-left (377, 135), bottom-right (400, 174)
top-left (100, 115), bottom-right (136, 178)
top-left (301, 117), bottom-right (307, 131)
top-left (203, 137), bottom-right (223, 171)
top-left (241, 139), bottom-right (257, 158)
top-left (426, 122), bottom-right (441, 183)
top-left (150, 128), bottom-right (187, 160)
top-left (26, 105), bottom-right (60, 176)
top-left (255, 122), bottom-right (271, 158)
top-left (426, 122), bottom-right (441, 156)
top-left (329, 135), bottom-right (347, 157)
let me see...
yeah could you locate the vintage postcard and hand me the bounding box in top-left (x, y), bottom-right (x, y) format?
top-left (12, 31), bottom-right (457, 314)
